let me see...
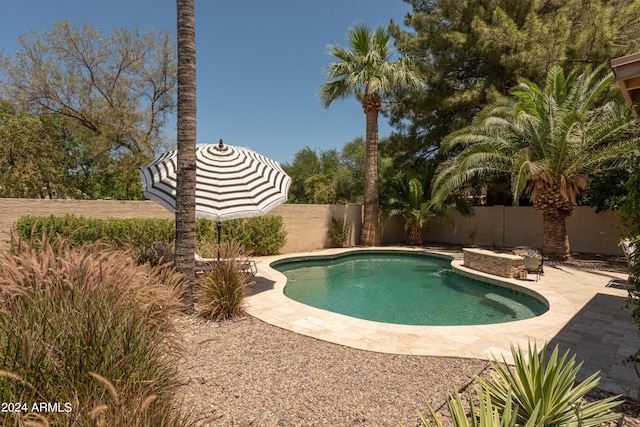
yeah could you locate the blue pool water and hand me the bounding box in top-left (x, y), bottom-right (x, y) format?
top-left (274, 251), bottom-right (548, 326)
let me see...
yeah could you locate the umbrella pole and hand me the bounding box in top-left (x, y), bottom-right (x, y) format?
top-left (217, 220), bottom-right (222, 261)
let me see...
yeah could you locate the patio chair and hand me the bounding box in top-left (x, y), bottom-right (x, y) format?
top-left (618, 239), bottom-right (636, 283)
top-left (194, 253), bottom-right (258, 277)
top-left (620, 238), bottom-right (636, 270)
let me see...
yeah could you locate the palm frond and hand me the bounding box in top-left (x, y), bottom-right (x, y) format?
top-left (510, 150), bottom-right (540, 203)
top-left (319, 23), bottom-right (423, 109)
top-left (432, 148), bottom-right (512, 204)
top-left (432, 64), bottom-right (640, 206)
top-left (318, 79), bottom-right (353, 108)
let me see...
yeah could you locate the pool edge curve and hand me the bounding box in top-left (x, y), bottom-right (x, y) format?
top-left (244, 247), bottom-right (582, 363)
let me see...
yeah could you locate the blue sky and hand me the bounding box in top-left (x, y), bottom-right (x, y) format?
top-left (0, 0), bottom-right (413, 164)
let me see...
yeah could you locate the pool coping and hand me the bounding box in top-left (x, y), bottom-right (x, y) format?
top-left (245, 246), bottom-right (624, 364)
top-left (269, 248), bottom-right (550, 326)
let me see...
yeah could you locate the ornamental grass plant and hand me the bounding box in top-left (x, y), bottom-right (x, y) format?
top-left (196, 241), bottom-right (253, 321)
top-left (0, 234), bottom-right (191, 426)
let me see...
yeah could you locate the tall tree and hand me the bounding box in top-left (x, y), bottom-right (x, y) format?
top-left (282, 139), bottom-right (367, 204)
top-left (388, 0), bottom-right (640, 166)
top-left (432, 65), bottom-right (640, 260)
top-left (304, 174), bottom-right (336, 204)
top-left (0, 21), bottom-right (176, 197)
top-left (282, 147), bottom-right (323, 203)
top-left (0, 101), bottom-right (73, 198)
top-left (319, 23), bottom-right (423, 246)
top-left (175, 0), bottom-right (197, 287)
top-left (334, 136), bottom-right (369, 203)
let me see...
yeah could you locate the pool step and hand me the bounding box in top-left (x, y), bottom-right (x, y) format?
top-left (485, 293), bottom-right (535, 318)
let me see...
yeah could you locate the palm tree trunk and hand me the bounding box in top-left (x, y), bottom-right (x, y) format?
top-left (361, 110), bottom-right (380, 246)
top-left (541, 209), bottom-right (571, 261)
top-left (361, 94), bottom-right (380, 246)
top-left (407, 223), bottom-right (422, 245)
top-left (175, 0), bottom-right (197, 298)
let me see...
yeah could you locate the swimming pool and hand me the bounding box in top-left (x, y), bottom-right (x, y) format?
top-left (273, 251), bottom-right (548, 326)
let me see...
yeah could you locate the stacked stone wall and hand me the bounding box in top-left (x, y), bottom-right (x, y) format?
top-left (462, 248), bottom-right (524, 278)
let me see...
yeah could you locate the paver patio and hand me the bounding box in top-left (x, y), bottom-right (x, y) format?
top-left (245, 247), bottom-right (639, 397)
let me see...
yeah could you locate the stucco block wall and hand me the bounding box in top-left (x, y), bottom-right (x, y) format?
top-left (267, 204), bottom-right (362, 253)
top-left (422, 206), bottom-right (624, 255)
top-left (0, 199), bottom-right (362, 254)
top-left (0, 199), bottom-right (625, 255)
top-left (0, 199), bottom-right (175, 243)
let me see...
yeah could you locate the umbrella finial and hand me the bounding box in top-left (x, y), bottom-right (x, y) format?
top-left (216, 138), bottom-right (226, 151)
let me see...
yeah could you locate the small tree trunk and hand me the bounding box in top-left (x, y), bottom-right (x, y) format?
top-left (542, 209), bottom-right (571, 261)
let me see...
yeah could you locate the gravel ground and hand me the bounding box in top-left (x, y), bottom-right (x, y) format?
top-left (173, 252), bottom-right (640, 426)
top-left (173, 315), bottom-right (640, 427)
top-left (173, 315), bottom-right (488, 426)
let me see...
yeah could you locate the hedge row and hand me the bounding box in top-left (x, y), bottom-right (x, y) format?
top-left (14, 214), bottom-right (287, 256)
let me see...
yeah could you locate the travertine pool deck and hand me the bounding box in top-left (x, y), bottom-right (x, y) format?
top-left (245, 247), bottom-right (639, 397)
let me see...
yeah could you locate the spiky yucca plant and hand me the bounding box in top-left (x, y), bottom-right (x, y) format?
top-left (480, 343), bottom-right (622, 426)
top-left (409, 343), bottom-right (622, 427)
top-left (413, 386), bottom-right (541, 427)
top-left (197, 241), bottom-right (254, 321)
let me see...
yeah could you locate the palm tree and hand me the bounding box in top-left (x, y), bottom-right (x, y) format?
top-left (175, 0), bottom-right (197, 289)
top-left (432, 65), bottom-right (640, 260)
top-left (319, 23), bottom-right (423, 246)
top-left (382, 168), bottom-right (455, 245)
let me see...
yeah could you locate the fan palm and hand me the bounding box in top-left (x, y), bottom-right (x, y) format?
top-left (319, 23), bottom-right (423, 246)
top-left (432, 65), bottom-right (640, 260)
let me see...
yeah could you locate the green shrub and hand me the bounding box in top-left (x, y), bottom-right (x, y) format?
top-left (329, 217), bottom-right (351, 247)
top-left (15, 214), bottom-right (287, 258)
top-left (195, 216), bottom-right (287, 256)
top-left (0, 235), bottom-right (191, 426)
top-left (195, 217), bottom-right (219, 245)
top-left (234, 215), bottom-right (287, 255)
top-left (409, 343), bottom-right (622, 427)
top-left (14, 215), bottom-right (175, 249)
top-left (197, 241), bottom-right (253, 321)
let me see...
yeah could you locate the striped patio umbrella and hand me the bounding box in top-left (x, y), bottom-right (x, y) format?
top-left (139, 139), bottom-right (291, 222)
